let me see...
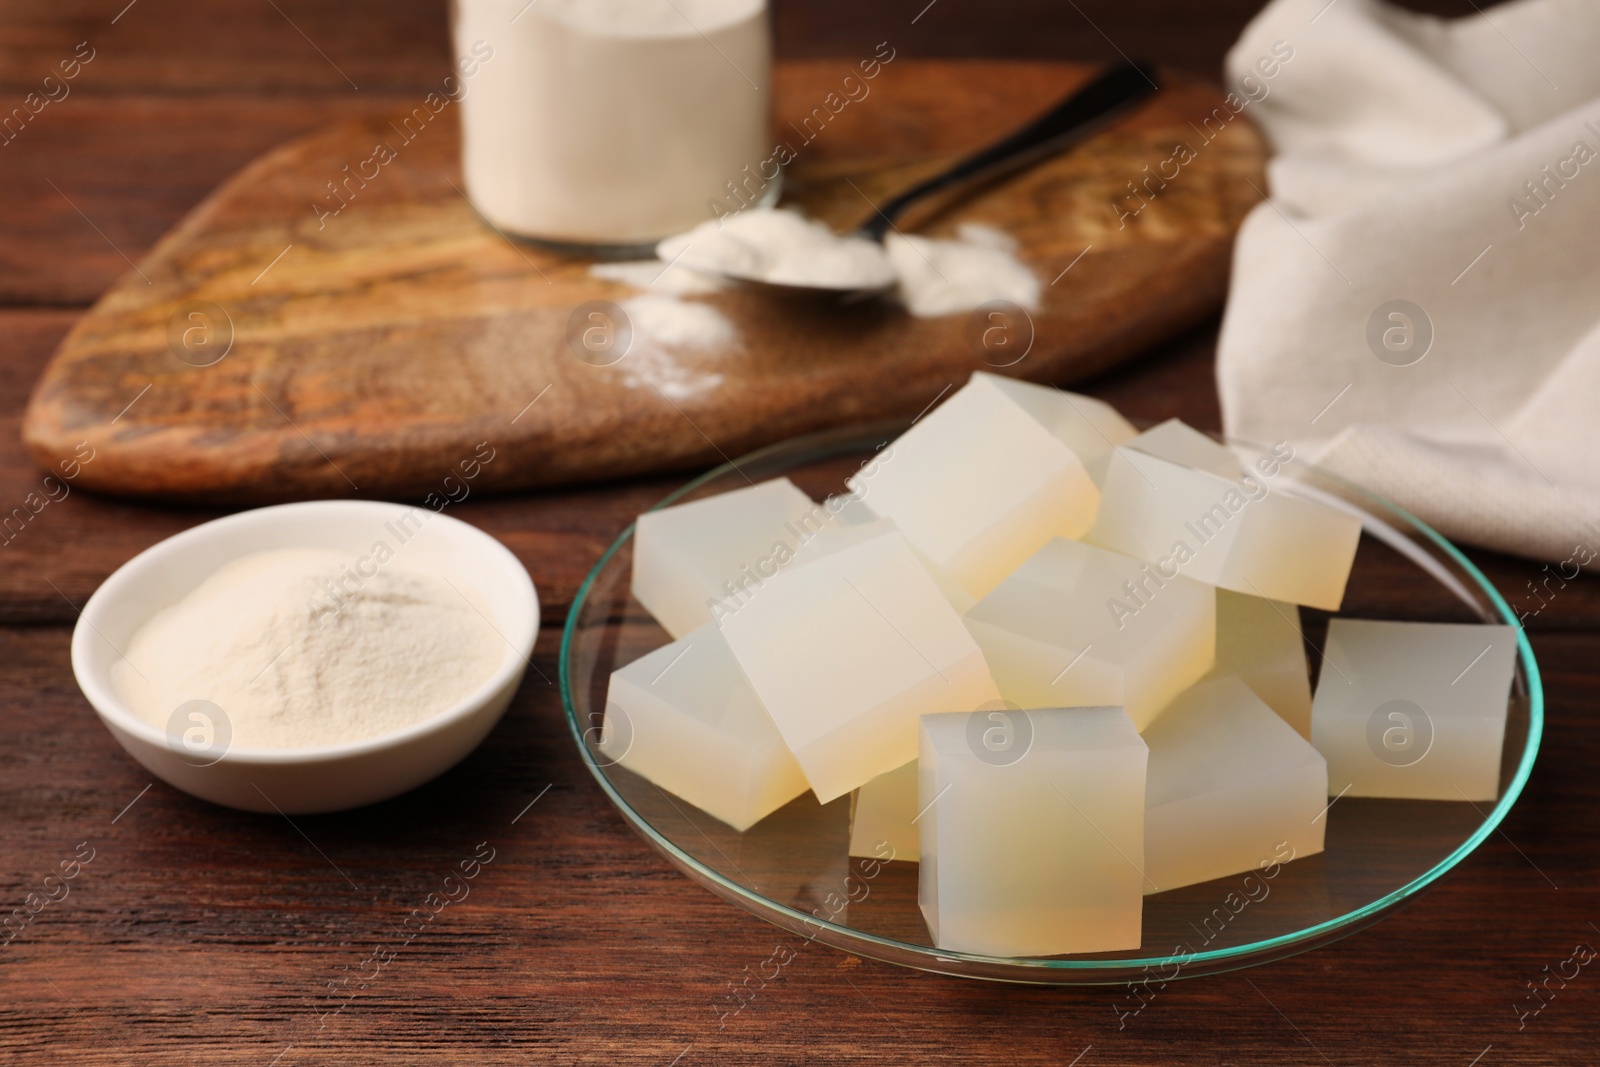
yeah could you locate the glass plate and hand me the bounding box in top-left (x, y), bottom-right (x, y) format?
top-left (559, 420), bottom-right (1541, 984)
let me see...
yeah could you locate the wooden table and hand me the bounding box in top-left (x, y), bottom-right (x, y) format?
top-left (3, 2), bottom-right (1595, 1063)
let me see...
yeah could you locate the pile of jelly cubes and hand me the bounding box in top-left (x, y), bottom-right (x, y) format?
top-left (603, 372), bottom-right (1519, 957)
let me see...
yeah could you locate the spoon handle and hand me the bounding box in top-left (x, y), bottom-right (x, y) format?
top-left (858, 58), bottom-right (1159, 241)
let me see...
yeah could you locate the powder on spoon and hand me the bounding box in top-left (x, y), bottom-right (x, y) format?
top-left (885, 223), bottom-right (1041, 317)
top-left (653, 208), bottom-right (1039, 315)
top-left (657, 208), bottom-right (899, 291)
top-left (113, 548), bottom-right (505, 750)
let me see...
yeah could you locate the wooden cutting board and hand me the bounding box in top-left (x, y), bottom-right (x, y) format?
top-left (22, 60), bottom-right (1265, 504)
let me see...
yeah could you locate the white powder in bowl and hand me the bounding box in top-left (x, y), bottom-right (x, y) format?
top-left (112, 548), bottom-right (505, 750)
top-left (657, 209), bottom-right (898, 290)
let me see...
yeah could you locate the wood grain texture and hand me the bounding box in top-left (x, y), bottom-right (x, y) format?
top-left (21, 61), bottom-right (1267, 503)
top-left (0, 96), bottom-right (427, 306)
top-left (0, 0), bottom-right (1479, 92)
top-left (0, 0), bottom-right (451, 94)
top-left (8, 307), bottom-right (1597, 630)
top-left (3, 0), bottom-right (1597, 1063)
top-left (0, 0), bottom-right (1474, 310)
top-left (0, 309), bottom-right (723, 625)
top-left (0, 622), bottom-right (1595, 1064)
top-left (771, 0), bottom-right (1483, 62)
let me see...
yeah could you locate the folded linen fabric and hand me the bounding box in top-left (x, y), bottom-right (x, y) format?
top-left (1217, 0), bottom-right (1600, 566)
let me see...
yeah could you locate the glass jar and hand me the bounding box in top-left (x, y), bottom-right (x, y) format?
top-left (451, 0), bottom-right (776, 254)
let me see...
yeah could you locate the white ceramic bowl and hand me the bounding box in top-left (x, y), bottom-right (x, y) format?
top-left (71, 500), bottom-right (538, 813)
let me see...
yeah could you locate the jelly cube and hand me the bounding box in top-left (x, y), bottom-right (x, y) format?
top-left (1310, 619), bottom-right (1518, 801)
top-left (1123, 417), bottom-right (1240, 478)
top-left (918, 705), bottom-right (1148, 956)
top-left (824, 491), bottom-right (878, 527)
top-left (1143, 677), bottom-right (1327, 893)
top-left (719, 523), bottom-right (1000, 803)
top-left (974, 372), bottom-right (1138, 485)
top-left (964, 538), bottom-right (1215, 731)
top-left (849, 760), bottom-right (921, 862)
top-left (633, 477), bottom-right (830, 638)
top-left (845, 373), bottom-right (1101, 603)
top-left (1087, 421), bottom-right (1362, 611)
top-left (1206, 589), bottom-right (1313, 738)
top-left (601, 624), bottom-right (809, 831)
top-left (792, 516), bottom-right (971, 611)
top-left (798, 516), bottom-right (964, 591)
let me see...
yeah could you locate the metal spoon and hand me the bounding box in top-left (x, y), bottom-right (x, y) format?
top-left (697, 58), bottom-right (1159, 297)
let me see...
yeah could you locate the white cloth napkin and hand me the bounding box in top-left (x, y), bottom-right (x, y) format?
top-left (1216, 0), bottom-right (1600, 565)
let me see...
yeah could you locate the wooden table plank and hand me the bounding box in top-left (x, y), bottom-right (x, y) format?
top-left (0, 96), bottom-right (431, 305)
top-left (0, 0), bottom-right (449, 94)
top-left (7, 304), bottom-right (1599, 629)
top-left (0, 0), bottom-right (1477, 94)
top-left (19, 64), bottom-right (1267, 503)
top-left (0, 622), bottom-right (1593, 1064)
top-left (2, 1), bottom-right (1595, 1063)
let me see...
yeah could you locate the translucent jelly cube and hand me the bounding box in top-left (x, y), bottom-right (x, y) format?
top-left (1124, 417), bottom-right (1240, 478)
top-left (823, 491), bottom-right (878, 527)
top-left (1087, 421), bottom-right (1362, 611)
top-left (719, 522), bottom-right (1000, 803)
top-left (918, 706), bottom-right (1147, 956)
top-left (1310, 619), bottom-right (1518, 801)
top-left (845, 373), bottom-right (1102, 603)
top-left (1143, 677), bottom-right (1327, 893)
top-left (1206, 589), bottom-right (1313, 738)
top-left (633, 477), bottom-right (831, 638)
top-left (964, 538), bottom-right (1215, 731)
top-left (794, 516), bottom-right (973, 611)
top-left (849, 760), bottom-right (920, 862)
top-left (601, 624), bottom-right (809, 831)
top-left (973, 372), bottom-right (1138, 485)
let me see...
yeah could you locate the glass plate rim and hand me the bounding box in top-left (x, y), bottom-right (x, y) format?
top-left (558, 419), bottom-right (1545, 975)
